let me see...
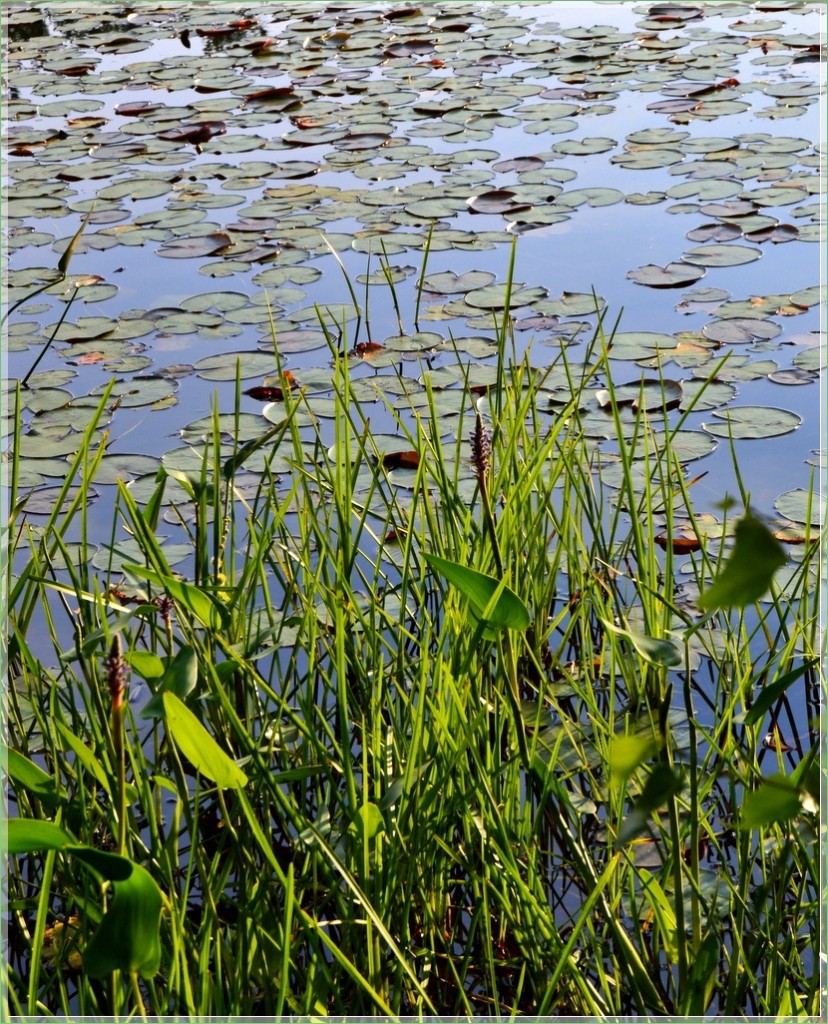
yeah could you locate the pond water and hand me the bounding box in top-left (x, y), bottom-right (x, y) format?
top-left (3, 0), bottom-right (824, 556)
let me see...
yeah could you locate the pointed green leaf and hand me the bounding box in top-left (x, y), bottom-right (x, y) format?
top-left (5, 749), bottom-right (65, 807)
top-left (739, 775), bottom-right (802, 829)
top-left (638, 869), bottom-right (679, 962)
top-left (617, 765), bottom-right (683, 846)
top-left (423, 553), bottom-right (530, 631)
top-left (601, 619), bottom-right (682, 667)
top-left (697, 510), bottom-right (786, 610)
top-left (54, 721), bottom-right (112, 794)
top-left (608, 733), bottom-right (660, 785)
top-left (7, 818), bottom-right (75, 854)
top-left (162, 691), bottom-right (248, 789)
top-left (744, 659), bottom-right (817, 726)
top-left (350, 802), bottom-right (385, 841)
top-left (141, 645), bottom-right (198, 720)
top-left (123, 564), bottom-right (226, 629)
top-left (7, 823), bottom-right (163, 978)
top-left (678, 932), bottom-right (720, 1016)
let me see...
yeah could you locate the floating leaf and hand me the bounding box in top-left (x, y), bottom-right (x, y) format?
top-left (774, 488), bottom-right (824, 528)
top-left (596, 379), bottom-right (682, 412)
top-left (466, 189), bottom-right (533, 215)
top-left (702, 318), bottom-right (781, 345)
top-left (421, 269), bottom-right (496, 295)
top-left (464, 283), bottom-right (547, 309)
top-left (157, 232), bottom-right (231, 259)
top-left (682, 244), bottom-right (762, 267)
top-left (557, 186), bottom-right (625, 208)
top-left (193, 352), bottom-right (276, 381)
top-left (627, 262), bottom-right (705, 289)
top-left (701, 406), bottom-right (801, 440)
top-left (607, 332), bottom-right (678, 361)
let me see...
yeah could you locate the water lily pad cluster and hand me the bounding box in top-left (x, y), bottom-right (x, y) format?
top-left (3, 1), bottom-right (821, 526)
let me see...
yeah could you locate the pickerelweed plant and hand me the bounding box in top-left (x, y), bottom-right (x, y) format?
top-left (4, 246), bottom-right (824, 1019)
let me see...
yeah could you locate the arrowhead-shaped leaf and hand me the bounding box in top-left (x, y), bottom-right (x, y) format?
top-left (423, 553), bottom-right (530, 631)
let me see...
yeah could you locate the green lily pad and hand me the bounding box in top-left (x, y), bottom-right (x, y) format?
top-left (466, 189), bottom-right (533, 215)
top-left (93, 537), bottom-right (191, 572)
top-left (553, 137), bottom-right (616, 156)
top-left (702, 407), bottom-right (802, 440)
top-left (702, 318), bottom-right (782, 345)
top-left (627, 263), bottom-right (705, 288)
top-left (774, 489), bottom-right (824, 528)
top-left (557, 187), bottom-right (625, 208)
top-left (596, 379), bottom-right (682, 413)
top-left (403, 197), bottom-right (466, 219)
top-left (607, 332), bottom-right (678, 361)
top-left (464, 283), bottom-right (548, 310)
top-left (682, 244), bottom-right (762, 267)
top-left (531, 292), bottom-right (605, 318)
top-left (645, 429), bottom-right (718, 463)
top-left (94, 454), bottom-right (161, 484)
top-left (767, 368), bottom-right (817, 386)
top-left (192, 352), bottom-right (277, 381)
top-left (679, 379), bottom-right (737, 412)
top-left (792, 348), bottom-right (821, 373)
top-left (692, 358), bottom-right (779, 383)
top-left (422, 270), bottom-right (497, 294)
top-left (90, 376), bottom-right (179, 408)
top-left (685, 223), bottom-right (743, 243)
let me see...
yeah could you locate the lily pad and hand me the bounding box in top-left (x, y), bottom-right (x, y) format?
top-left (422, 270), bottom-right (496, 294)
top-left (607, 332), bottom-right (678, 361)
top-left (193, 352), bottom-right (277, 381)
top-left (702, 407), bottom-right (802, 440)
top-left (557, 187), bottom-right (625, 208)
top-left (464, 284), bottom-right (548, 310)
top-left (90, 377), bottom-right (179, 409)
top-left (627, 263), bottom-right (705, 288)
top-left (774, 489), bottom-right (824, 528)
top-left (644, 430), bottom-right (718, 463)
top-left (466, 189), bottom-right (532, 215)
top-left (682, 244), bottom-right (762, 267)
top-left (596, 379), bottom-right (682, 413)
top-left (156, 233), bottom-right (232, 259)
top-left (94, 454), bottom-right (161, 484)
top-left (702, 318), bottom-right (782, 345)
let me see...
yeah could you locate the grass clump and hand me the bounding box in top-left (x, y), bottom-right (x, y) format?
top-left (4, 281), bottom-right (823, 1018)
